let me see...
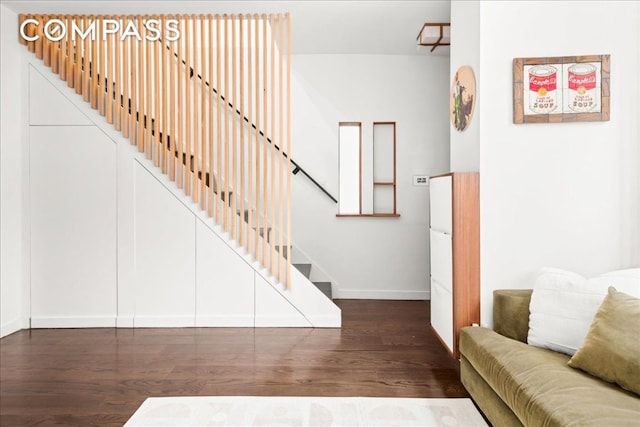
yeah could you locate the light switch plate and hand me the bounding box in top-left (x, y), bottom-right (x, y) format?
top-left (413, 175), bottom-right (429, 186)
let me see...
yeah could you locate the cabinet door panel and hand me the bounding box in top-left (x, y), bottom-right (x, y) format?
top-left (430, 230), bottom-right (453, 292)
top-left (429, 176), bottom-right (452, 234)
top-left (431, 278), bottom-right (453, 352)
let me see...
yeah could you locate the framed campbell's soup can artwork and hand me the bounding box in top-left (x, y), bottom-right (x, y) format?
top-left (513, 54), bottom-right (610, 124)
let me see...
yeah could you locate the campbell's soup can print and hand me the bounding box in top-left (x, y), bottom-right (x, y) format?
top-left (567, 63), bottom-right (597, 112)
top-left (528, 65), bottom-right (558, 114)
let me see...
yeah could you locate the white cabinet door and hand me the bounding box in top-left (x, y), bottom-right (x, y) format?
top-left (430, 278), bottom-right (453, 352)
top-left (429, 176), bottom-right (452, 234)
top-left (430, 230), bottom-right (452, 292)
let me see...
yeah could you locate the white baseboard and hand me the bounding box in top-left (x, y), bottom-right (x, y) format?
top-left (117, 316), bottom-right (135, 328)
top-left (133, 316), bottom-right (195, 328)
top-left (334, 289), bottom-right (430, 300)
top-left (30, 316), bottom-right (117, 328)
top-left (305, 314), bottom-right (342, 328)
top-left (254, 315), bottom-right (312, 327)
top-left (0, 318), bottom-right (23, 338)
top-left (195, 315), bottom-right (254, 327)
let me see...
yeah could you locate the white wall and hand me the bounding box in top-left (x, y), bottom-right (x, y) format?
top-left (0, 5), bottom-right (26, 337)
top-left (291, 54), bottom-right (450, 299)
top-left (471, 1), bottom-right (640, 327)
top-left (450, 0), bottom-right (480, 172)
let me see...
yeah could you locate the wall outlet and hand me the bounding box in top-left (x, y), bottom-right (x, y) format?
top-left (413, 175), bottom-right (429, 186)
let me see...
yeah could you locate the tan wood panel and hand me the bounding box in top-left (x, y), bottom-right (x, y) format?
top-left (286, 13), bottom-right (292, 289)
top-left (122, 19), bottom-right (129, 137)
top-left (234, 15), bottom-right (246, 245)
top-left (191, 15), bottom-right (199, 203)
top-left (246, 14), bottom-right (253, 254)
top-left (277, 14), bottom-right (284, 284)
top-left (253, 14), bottom-right (260, 260)
top-left (176, 16), bottom-right (184, 187)
top-left (230, 15), bottom-right (238, 239)
top-left (113, 17), bottom-right (121, 127)
top-left (269, 14), bottom-right (277, 273)
top-left (200, 15), bottom-right (207, 209)
top-left (215, 14), bottom-right (223, 224)
top-left (184, 16), bottom-right (192, 195)
top-left (223, 15), bottom-right (230, 232)
top-left (168, 16), bottom-right (176, 181)
top-left (106, 15), bottom-right (113, 124)
top-left (207, 14), bottom-right (214, 216)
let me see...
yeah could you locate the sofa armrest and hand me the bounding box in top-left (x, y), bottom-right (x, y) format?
top-left (493, 289), bottom-right (532, 343)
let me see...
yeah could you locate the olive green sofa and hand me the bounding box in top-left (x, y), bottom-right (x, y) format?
top-left (460, 289), bottom-right (640, 427)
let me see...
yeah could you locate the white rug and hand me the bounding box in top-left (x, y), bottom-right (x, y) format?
top-left (125, 396), bottom-right (488, 427)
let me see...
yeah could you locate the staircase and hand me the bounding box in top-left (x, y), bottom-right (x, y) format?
top-left (19, 13), bottom-right (338, 324)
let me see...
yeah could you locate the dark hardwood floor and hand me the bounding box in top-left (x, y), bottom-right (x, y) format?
top-left (0, 300), bottom-right (468, 426)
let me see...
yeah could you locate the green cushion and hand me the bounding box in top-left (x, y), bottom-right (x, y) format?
top-left (493, 289), bottom-right (532, 343)
top-left (569, 287), bottom-right (640, 395)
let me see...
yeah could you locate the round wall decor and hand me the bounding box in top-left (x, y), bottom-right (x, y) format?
top-left (450, 65), bottom-right (476, 132)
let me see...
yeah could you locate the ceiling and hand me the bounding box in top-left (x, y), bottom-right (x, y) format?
top-left (1, 0), bottom-right (451, 56)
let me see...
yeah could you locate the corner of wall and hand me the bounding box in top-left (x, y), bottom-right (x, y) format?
top-left (0, 4), bottom-right (26, 337)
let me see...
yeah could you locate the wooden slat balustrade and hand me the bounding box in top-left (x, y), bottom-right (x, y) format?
top-left (18, 14), bottom-right (293, 289)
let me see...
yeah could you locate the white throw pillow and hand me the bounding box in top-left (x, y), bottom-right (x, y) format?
top-left (527, 267), bottom-right (640, 356)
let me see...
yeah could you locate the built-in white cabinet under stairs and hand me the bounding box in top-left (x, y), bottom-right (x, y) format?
top-left (26, 61), bottom-right (340, 329)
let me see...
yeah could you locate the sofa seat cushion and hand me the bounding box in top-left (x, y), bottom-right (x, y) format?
top-left (460, 326), bottom-right (640, 427)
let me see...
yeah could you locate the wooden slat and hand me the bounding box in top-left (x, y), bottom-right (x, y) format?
top-left (160, 15), bottom-right (167, 173)
top-left (136, 15), bottom-right (144, 151)
top-left (129, 15), bottom-right (137, 145)
top-left (122, 18), bottom-right (130, 137)
top-left (277, 13), bottom-right (284, 284)
top-left (216, 14), bottom-right (223, 224)
top-left (42, 16), bottom-right (52, 67)
top-left (98, 16), bottom-right (105, 116)
top-left (286, 13), bottom-right (292, 289)
top-left (154, 15), bottom-right (161, 167)
top-left (26, 14), bottom-right (36, 53)
top-left (253, 13), bottom-right (260, 260)
top-left (82, 16), bottom-right (90, 101)
top-left (261, 14), bottom-right (268, 267)
top-left (34, 14), bottom-right (43, 59)
top-left (200, 15), bottom-right (207, 209)
top-left (90, 16), bottom-right (97, 109)
top-left (207, 15), bottom-right (214, 217)
top-left (59, 15), bottom-right (66, 81)
top-left (192, 15), bottom-right (199, 203)
top-left (223, 14), bottom-right (230, 232)
top-left (18, 14), bottom-right (28, 45)
top-left (246, 14), bottom-right (253, 255)
top-left (230, 15), bottom-right (238, 240)
top-left (238, 15), bottom-right (245, 245)
top-left (184, 16), bottom-right (191, 195)
top-left (106, 16), bottom-right (113, 124)
top-left (50, 17), bottom-right (59, 74)
top-left (66, 15), bottom-right (74, 88)
top-left (169, 15), bottom-right (177, 181)
top-left (145, 15), bottom-right (152, 160)
top-left (269, 14), bottom-right (277, 273)
top-left (176, 15), bottom-right (184, 188)
top-left (75, 16), bottom-right (83, 95)
top-left (114, 16), bottom-right (121, 131)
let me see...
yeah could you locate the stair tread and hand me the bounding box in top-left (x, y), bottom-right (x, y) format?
top-left (312, 282), bottom-right (332, 300)
top-left (293, 263), bottom-right (311, 278)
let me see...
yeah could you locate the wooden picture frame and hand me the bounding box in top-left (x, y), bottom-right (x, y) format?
top-left (513, 54), bottom-right (610, 124)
